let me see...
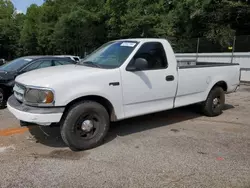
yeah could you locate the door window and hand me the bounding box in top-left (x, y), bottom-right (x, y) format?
top-left (24, 60), bottom-right (52, 71)
top-left (130, 42), bottom-right (168, 70)
top-left (54, 60), bottom-right (73, 66)
top-left (37, 60), bottom-right (52, 69)
top-left (24, 61), bottom-right (41, 71)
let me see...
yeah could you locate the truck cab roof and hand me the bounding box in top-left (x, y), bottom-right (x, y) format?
top-left (115, 38), bottom-right (167, 43)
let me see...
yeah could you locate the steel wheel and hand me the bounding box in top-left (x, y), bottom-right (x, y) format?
top-left (202, 87), bottom-right (225, 117)
top-left (60, 101), bottom-right (110, 150)
top-left (212, 96), bottom-right (221, 110)
top-left (74, 113), bottom-right (100, 140)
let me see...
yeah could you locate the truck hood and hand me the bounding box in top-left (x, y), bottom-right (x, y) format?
top-left (15, 65), bottom-right (106, 87)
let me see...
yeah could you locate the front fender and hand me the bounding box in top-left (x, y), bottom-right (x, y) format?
top-left (54, 83), bottom-right (124, 120)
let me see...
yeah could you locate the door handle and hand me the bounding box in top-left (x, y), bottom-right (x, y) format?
top-left (109, 82), bottom-right (120, 86)
top-left (166, 75), bottom-right (174, 81)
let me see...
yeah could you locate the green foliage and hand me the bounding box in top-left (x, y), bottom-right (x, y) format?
top-left (0, 0), bottom-right (250, 59)
top-left (120, 0), bottom-right (169, 38)
top-left (53, 0), bottom-right (107, 55)
top-left (0, 0), bottom-right (24, 59)
top-left (20, 4), bottom-right (41, 55)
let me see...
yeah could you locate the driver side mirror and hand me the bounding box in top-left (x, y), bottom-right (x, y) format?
top-left (126, 58), bottom-right (148, 71)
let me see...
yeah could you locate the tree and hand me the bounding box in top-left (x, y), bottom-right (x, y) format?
top-left (20, 4), bottom-right (41, 55)
top-left (168, 0), bottom-right (250, 46)
top-left (0, 0), bottom-right (23, 59)
top-left (105, 0), bottom-right (128, 39)
top-left (119, 0), bottom-right (171, 38)
top-left (53, 0), bottom-right (107, 55)
top-left (1, 0), bottom-right (250, 58)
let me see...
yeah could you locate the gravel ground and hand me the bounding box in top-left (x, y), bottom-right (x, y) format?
top-left (0, 85), bottom-right (250, 188)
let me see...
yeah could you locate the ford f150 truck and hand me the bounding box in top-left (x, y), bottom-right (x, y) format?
top-left (7, 38), bottom-right (240, 150)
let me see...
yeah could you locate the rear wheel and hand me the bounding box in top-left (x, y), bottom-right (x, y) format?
top-left (0, 88), bottom-right (6, 109)
top-left (202, 87), bottom-right (225, 117)
top-left (60, 101), bottom-right (110, 151)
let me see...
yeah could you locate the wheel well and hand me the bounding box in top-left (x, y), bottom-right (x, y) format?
top-left (0, 84), bottom-right (6, 90)
top-left (0, 84), bottom-right (11, 94)
top-left (64, 95), bottom-right (117, 121)
top-left (213, 81), bottom-right (228, 91)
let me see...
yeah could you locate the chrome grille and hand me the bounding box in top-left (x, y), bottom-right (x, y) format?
top-left (13, 83), bottom-right (26, 102)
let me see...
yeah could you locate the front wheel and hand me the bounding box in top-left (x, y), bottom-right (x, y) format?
top-left (60, 101), bottom-right (110, 151)
top-left (202, 87), bottom-right (225, 117)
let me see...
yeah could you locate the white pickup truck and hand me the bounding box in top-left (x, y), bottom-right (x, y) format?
top-left (7, 38), bottom-right (240, 150)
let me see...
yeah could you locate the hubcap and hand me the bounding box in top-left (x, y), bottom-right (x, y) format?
top-left (81, 120), bottom-right (94, 132)
top-left (213, 97), bottom-right (220, 108)
top-left (75, 114), bottom-right (99, 140)
top-left (213, 98), bottom-right (219, 105)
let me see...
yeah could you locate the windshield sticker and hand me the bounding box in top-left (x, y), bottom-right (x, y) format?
top-left (24, 59), bottom-right (32, 62)
top-left (120, 42), bottom-right (136, 47)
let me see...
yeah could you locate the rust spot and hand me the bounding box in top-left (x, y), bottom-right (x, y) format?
top-left (0, 127), bottom-right (31, 136)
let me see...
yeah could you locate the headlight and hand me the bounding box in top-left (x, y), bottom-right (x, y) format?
top-left (24, 88), bottom-right (54, 106)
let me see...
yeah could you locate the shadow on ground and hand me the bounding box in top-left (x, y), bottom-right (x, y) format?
top-left (28, 104), bottom-right (234, 148)
top-left (29, 126), bottom-right (66, 148)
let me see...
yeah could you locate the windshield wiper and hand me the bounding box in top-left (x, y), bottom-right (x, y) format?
top-left (81, 61), bottom-right (102, 68)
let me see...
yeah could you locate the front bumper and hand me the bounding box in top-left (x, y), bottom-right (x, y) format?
top-left (7, 95), bottom-right (64, 126)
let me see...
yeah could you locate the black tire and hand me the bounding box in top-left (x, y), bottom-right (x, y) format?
top-left (60, 101), bottom-right (110, 151)
top-left (202, 87), bottom-right (225, 117)
top-left (0, 88), bottom-right (6, 109)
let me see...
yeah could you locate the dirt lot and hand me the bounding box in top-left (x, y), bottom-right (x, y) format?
top-left (0, 85), bottom-right (250, 188)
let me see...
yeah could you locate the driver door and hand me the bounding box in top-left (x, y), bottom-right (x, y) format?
top-left (121, 42), bottom-right (177, 118)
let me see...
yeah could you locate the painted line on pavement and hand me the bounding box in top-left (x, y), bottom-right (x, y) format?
top-left (0, 127), bottom-right (31, 136)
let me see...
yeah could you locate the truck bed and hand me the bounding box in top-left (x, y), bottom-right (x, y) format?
top-left (175, 61), bottom-right (240, 108)
top-left (178, 60), bottom-right (239, 69)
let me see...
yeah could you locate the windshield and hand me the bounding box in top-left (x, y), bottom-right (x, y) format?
top-left (0, 57), bottom-right (33, 72)
top-left (79, 41), bottom-right (138, 68)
